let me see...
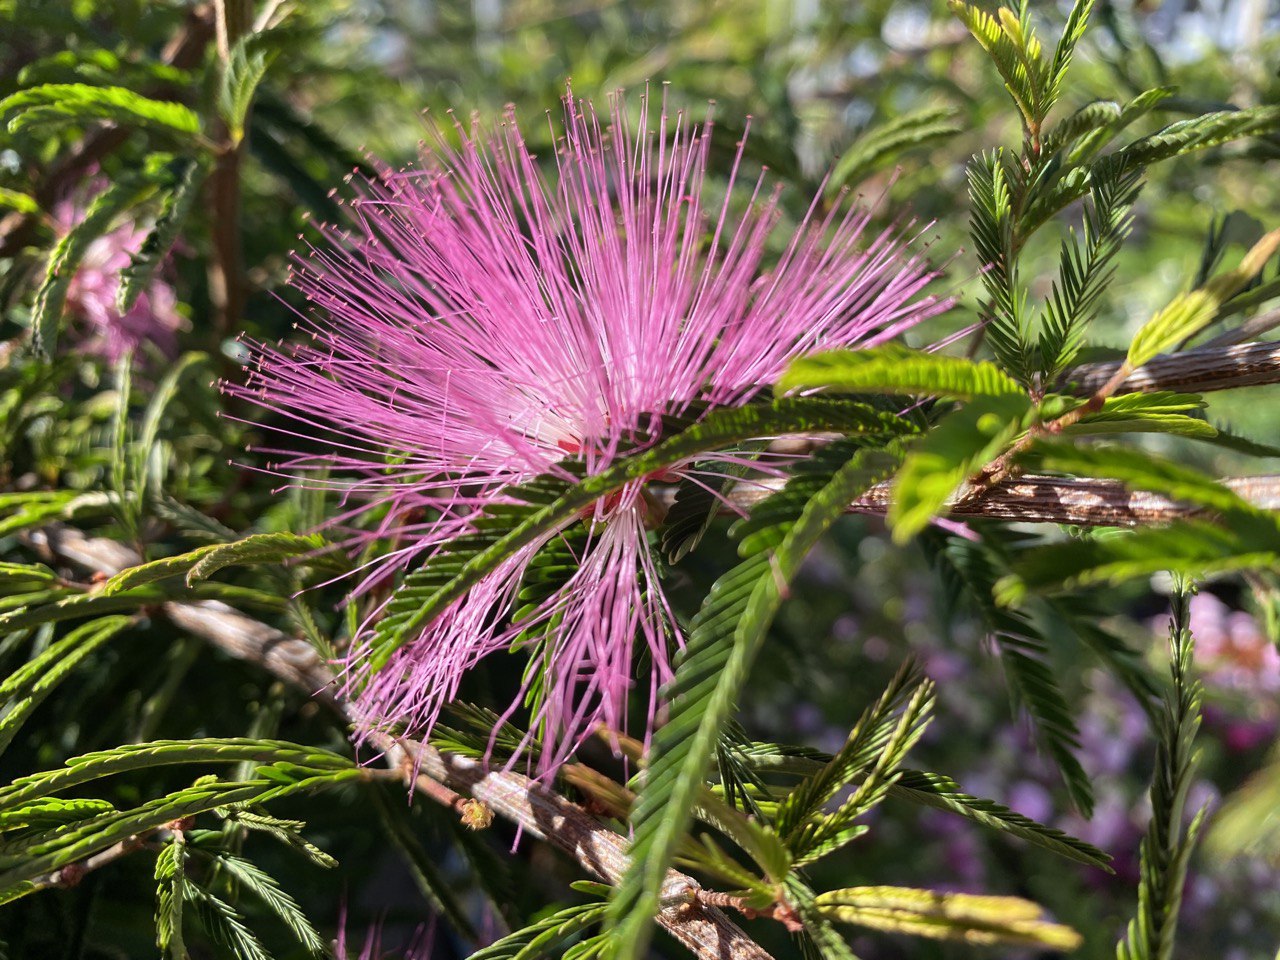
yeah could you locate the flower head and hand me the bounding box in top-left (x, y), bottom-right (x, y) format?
top-left (53, 190), bottom-right (184, 364)
top-left (232, 88), bottom-right (949, 771)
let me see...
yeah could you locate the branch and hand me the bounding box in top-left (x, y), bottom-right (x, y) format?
top-left (31, 829), bottom-right (168, 892)
top-left (857, 474), bottom-right (1280, 527)
top-left (1201, 306), bottom-right (1280, 348)
top-left (24, 525), bottom-right (775, 960)
top-left (684, 473), bottom-right (1280, 528)
top-left (1061, 340), bottom-right (1280, 395)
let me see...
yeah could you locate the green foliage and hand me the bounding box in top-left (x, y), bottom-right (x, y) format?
top-left (814, 885), bottom-right (1080, 950)
top-left (717, 738), bottom-right (1110, 869)
top-left (1127, 228), bottom-right (1280, 368)
top-left (187, 884), bottom-right (272, 960)
top-left (1004, 513), bottom-right (1280, 599)
top-left (889, 770), bottom-right (1110, 869)
top-left (1066, 87), bottom-right (1174, 164)
top-left (0, 615), bottom-right (131, 754)
top-left (1039, 157), bottom-right (1144, 379)
top-left (1065, 391), bottom-right (1216, 439)
top-left (929, 533), bottom-right (1094, 814)
top-left (774, 660), bottom-right (933, 865)
top-left (966, 148), bottom-right (1035, 383)
top-left (948, 3), bottom-right (1046, 131)
top-left (1019, 105), bottom-right (1280, 236)
top-left (0, 739), bottom-right (354, 810)
top-left (117, 156), bottom-right (206, 313)
top-left (190, 845), bottom-right (325, 955)
top-left (471, 886), bottom-right (609, 960)
top-left (660, 446), bottom-right (764, 564)
top-left (827, 105), bottom-right (963, 194)
top-left (221, 809), bottom-right (337, 871)
top-left (16, 47), bottom-right (190, 91)
top-left (131, 351), bottom-right (212, 509)
top-left (99, 532), bottom-right (332, 594)
top-left (3, 2), bottom-right (1280, 957)
top-left (888, 393), bottom-right (1031, 542)
top-left (219, 36), bottom-right (277, 143)
top-left (1116, 581), bottom-right (1207, 960)
top-left (0, 83), bottom-right (202, 138)
top-left (155, 833), bottom-right (189, 959)
top-left (776, 344), bottom-right (1024, 399)
top-left (1206, 741), bottom-right (1280, 862)
top-left (1115, 106), bottom-right (1280, 174)
top-left (29, 173), bottom-right (155, 357)
top-left (0, 189), bottom-right (39, 215)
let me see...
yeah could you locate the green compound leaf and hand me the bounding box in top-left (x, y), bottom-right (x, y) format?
top-left (814, 886), bottom-right (1081, 951)
top-left (827, 105), bottom-right (962, 194)
top-left (0, 616), bottom-right (133, 755)
top-left (1127, 228), bottom-right (1280, 369)
top-left (777, 344), bottom-right (1025, 400)
top-left (0, 83), bottom-right (201, 137)
top-left (118, 156), bottom-right (206, 313)
top-left (889, 769), bottom-right (1111, 869)
top-left (1116, 582), bottom-right (1207, 960)
top-left (98, 531), bottom-right (331, 596)
top-left (29, 173), bottom-right (154, 357)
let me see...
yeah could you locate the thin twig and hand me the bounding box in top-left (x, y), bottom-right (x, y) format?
top-left (31, 829), bottom-right (169, 891)
top-left (1200, 307), bottom-right (1280, 348)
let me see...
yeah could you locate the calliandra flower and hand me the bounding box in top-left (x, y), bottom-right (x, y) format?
top-left (230, 88), bottom-right (950, 772)
top-left (52, 190), bottom-right (185, 364)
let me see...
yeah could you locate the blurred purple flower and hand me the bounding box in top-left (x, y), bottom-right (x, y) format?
top-left (53, 192), bottom-right (184, 363)
top-left (1186, 592), bottom-right (1280, 697)
top-left (921, 809), bottom-right (987, 891)
top-left (232, 88), bottom-right (949, 772)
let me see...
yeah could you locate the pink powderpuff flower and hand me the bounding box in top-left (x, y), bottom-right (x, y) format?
top-left (230, 88), bottom-right (950, 773)
top-left (53, 191), bottom-right (185, 364)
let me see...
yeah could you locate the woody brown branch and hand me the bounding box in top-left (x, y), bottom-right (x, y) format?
top-left (966, 337), bottom-right (1280, 495)
top-left (674, 473), bottom-right (1280, 528)
top-left (1061, 339), bottom-right (1280, 395)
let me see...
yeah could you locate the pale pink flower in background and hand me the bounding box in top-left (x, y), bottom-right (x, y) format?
top-left (1181, 592), bottom-right (1279, 752)
top-left (231, 88), bottom-right (950, 772)
top-left (53, 194), bottom-right (185, 363)
top-left (1186, 592), bottom-right (1280, 696)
